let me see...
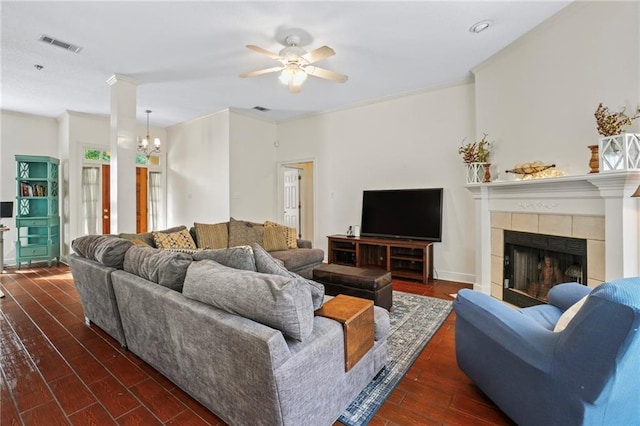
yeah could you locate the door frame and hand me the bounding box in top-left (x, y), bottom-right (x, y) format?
top-left (282, 166), bottom-right (301, 237)
top-left (276, 158), bottom-right (316, 243)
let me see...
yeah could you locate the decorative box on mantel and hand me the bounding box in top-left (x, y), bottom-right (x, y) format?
top-left (599, 133), bottom-right (640, 171)
top-left (465, 162), bottom-right (488, 184)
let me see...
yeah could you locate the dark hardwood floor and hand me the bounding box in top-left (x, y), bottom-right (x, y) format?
top-left (0, 264), bottom-right (514, 425)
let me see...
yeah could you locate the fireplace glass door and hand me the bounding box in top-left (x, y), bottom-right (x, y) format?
top-left (504, 231), bottom-right (587, 307)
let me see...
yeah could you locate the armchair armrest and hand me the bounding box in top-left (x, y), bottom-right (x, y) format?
top-left (547, 282), bottom-right (592, 311)
top-left (454, 289), bottom-right (560, 365)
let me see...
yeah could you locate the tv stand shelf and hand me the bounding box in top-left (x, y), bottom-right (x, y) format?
top-left (327, 235), bottom-right (433, 283)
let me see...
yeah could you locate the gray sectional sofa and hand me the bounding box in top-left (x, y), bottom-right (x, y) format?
top-left (69, 235), bottom-right (389, 426)
top-left (118, 222), bottom-right (325, 279)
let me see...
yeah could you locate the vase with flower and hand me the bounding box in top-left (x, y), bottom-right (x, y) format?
top-left (594, 103), bottom-right (640, 172)
top-left (459, 133), bottom-right (493, 183)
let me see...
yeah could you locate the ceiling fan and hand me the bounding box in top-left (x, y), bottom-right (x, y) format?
top-left (240, 35), bottom-right (348, 93)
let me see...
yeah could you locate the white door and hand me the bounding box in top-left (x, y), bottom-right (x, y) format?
top-left (283, 167), bottom-right (300, 237)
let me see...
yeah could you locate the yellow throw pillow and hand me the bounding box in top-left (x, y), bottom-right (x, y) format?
top-left (262, 226), bottom-right (289, 252)
top-left (194, 222), bottom-right (229, 249)
top-left (264, 220), bottom-right (298, 249)
top-left (153, 228), bottom-right (197, 250)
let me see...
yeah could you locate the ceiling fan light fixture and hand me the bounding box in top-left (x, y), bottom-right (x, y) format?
top-left (279, 64), bottom-right (308, 86)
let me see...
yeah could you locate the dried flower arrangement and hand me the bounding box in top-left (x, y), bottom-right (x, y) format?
top-left (458, 133), bottom-right (492, 163)
top-left (594, 103), bottom-right (640, 137)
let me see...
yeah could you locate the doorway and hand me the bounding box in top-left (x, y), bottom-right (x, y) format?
top-left (279, 161), bottom-right (314, 241)
top-left (81, 147), bottom-right (163, 237)
top-left (100, 165), bottom-right (151, 234)
top-left (83, 164), bottom-right (153, 235)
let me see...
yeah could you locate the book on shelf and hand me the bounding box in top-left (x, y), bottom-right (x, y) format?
top-left (21, 182), bottom-right (46, 197)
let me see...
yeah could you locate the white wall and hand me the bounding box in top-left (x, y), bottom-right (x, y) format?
top-left (229, 111), bottom-right (278, 222)
top-left (64, 112), bottom-right (111, 253)
top-left (474, 1), bottom-right (640, 178)
top-left (276, 83), bottom-right (477, 283)
top-left (166, 109), bottom-right (230, 227)
top-left (0, 110), bottom-right (59, 265)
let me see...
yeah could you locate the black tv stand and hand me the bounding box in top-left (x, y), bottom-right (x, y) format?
top-left (327, 235), bottom-right (433, 283)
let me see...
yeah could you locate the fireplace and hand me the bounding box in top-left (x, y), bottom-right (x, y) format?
top-left (503, 230), bottom-right (587, 307)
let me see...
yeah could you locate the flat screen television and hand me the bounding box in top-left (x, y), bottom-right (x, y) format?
top-left (360, 188), bottom-right (443, 242)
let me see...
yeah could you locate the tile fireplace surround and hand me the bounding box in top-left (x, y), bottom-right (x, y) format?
top-left (467, 171), bottom-right (640, 300)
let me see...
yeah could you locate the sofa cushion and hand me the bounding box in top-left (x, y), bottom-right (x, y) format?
top-left (194, 221), bottom-right (229, 249)
top-left (192, 246), bottom-right (257, 271)
top-left (119, 225), bottom-right (187, 248)
top-left (252, 243), bottom-right (324, 310)
top-left (123, 245), bottom-right (193, 292)
top-left (264, 220), bottom-right (297, 249)
top-left (71, 235), bottom-right (133, 269)
top-left (262, 226), bottom-right (288, 252)
top-left (153, 228), bottom-right (197, 250)
top-left (183, 260), bottom-right (314, 341)
top-left (228, 217), bottom-right (264, 247)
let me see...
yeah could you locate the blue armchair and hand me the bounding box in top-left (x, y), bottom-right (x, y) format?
top-left (453, 278), bottom-right (640, 425)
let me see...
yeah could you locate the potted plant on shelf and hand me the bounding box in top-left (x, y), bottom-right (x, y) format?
top-left (594, 103), bottom-right (640, 172)
top-left (459, 133), bottom-right (493, 183)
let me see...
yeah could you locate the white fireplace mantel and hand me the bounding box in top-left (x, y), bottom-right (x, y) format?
top-left (467, 171), bottom-right (640, 295)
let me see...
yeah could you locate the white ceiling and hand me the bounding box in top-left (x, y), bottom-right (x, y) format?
top-left (1, 1), bottom-right (571, 127)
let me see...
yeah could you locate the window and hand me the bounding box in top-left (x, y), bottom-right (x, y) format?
top-left (81, 166), bottom-right (100, 234)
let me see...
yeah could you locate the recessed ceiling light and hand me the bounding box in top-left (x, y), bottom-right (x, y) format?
top-left (469, 20), bottom-right (493, 34)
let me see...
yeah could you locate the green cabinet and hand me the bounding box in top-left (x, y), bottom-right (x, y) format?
top-left (15, 155), bottom-right (60, 269)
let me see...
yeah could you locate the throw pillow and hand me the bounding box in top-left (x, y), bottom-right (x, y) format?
top-left (192, 246), bottom-right (257, 271)
top-left (119, 225), bottom-right (187, 248)
top-left (182, 260), bottom-right (314, 341)
top-left (553, 295), bottom-right (589, 332)
top-left (123, 245), bottom-right (193, 292)
top-left (153, 228), bottom-right (196, 250)
top-left (264, 220), bottom-right (297, 249)
top-left (194, 222), bottom-right (229, 249)
top-left (252, 243), bottom-right (324, 310)
top-left (228, 217), bottom-right (264, 247)
top-left (71, 235), bottom-right (133, 269)
top-left (262, 226), bottom-right (289, 252)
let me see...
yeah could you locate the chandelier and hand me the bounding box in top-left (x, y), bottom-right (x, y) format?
top-left (138, 109), bottom-right (160, 158)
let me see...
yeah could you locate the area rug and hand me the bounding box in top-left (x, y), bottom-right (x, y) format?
top-left (338, 291), bottom-right (453, 426)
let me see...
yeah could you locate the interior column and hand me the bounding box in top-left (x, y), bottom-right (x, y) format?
top-left (106, 74), bottom-right (137, 234)
top-left (590, 173), bottom-right (640, 280)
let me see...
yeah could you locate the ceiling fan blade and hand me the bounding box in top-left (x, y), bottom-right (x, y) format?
top-left (240, 66), bottom-right (283, 78)
top-left (246, 45), bottom-right (280, 59)
top-left (301, 46), bottom-right (335, 64)
top-left (289, 80), bottom-right (302, 94)
top-left (304, 66), bottom-right (348, 83)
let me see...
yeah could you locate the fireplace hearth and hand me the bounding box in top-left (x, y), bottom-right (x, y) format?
top-left (503, 230), bottom-right (587, 307)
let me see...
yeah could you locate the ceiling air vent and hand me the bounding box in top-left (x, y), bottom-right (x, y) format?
top-left (253, 106), bottom-right (270, 112)
top-left (39, 34), bottom-right (83, 53)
